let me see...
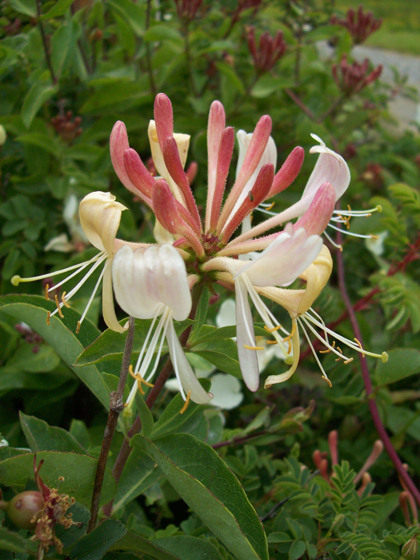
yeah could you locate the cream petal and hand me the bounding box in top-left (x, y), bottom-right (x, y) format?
top-left (103, 259), bottom-right (126, 333)
top-left (158, 244), bottom-right (192, 321)
top-left (235, 277), bottom-right (259, 392)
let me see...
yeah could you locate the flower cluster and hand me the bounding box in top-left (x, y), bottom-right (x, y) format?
top-left (332, 55), bottom-right (382, 96)
top-left (330, 5), bottom-right (382, 45)
top-left (13, 93), bottom-right (387, 408)
top-left (246, 26), bottom-right (286, 73)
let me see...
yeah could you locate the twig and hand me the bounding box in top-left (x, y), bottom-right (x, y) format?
top-left (260, 469), bottom-right (320, 522)
top-left (284, 88), bottom-right (316, 121)
top-left (212, 429), bottom-right (267, 450)
top-left (87, 316), bottom-right (136, 532)
top-left (335, 228), bottom-right (420, 506)
top-left (37, 0), bottom-right (57, 84)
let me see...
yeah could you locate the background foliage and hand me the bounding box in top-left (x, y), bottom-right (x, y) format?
top-left (1, 0), bottom-right (420, 558)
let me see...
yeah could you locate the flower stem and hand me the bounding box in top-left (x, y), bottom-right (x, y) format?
top-left (145, 0), bottom-right (156, 96)
top-left (102, 283), bottom-right (205, 517)
top-left (335, 229), bottom-right (420, 506)
top-left (37, 0), bottom-right (57, 85)
top-left (87, 316), bottom-right (136, 532)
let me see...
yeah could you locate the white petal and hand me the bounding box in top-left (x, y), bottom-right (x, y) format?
top-left (216, 299), bottom-right (236, 328)
top-left (302, 135), bottom-right (350, 202)
top-left (207, 374), bottom-right (243, 410)
top-left (166, 321), bottom-right (212, 404)
top-left (158, 244), bottom-right (192, 321)
top-left (235, 277), bottom-right (259, 392)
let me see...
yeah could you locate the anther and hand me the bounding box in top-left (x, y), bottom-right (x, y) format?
top-left (76, 321), bottom-right (81, 334)
top-left (244, 344), bottom-right (265, 350)
top-left (322, 376), bottom-right (333, 388)
top-left (45, 284), bottom-right (50, 300)
top-left (266, 340), bottom-right (279, 345)
top-left (344, 358), bottom-right (354, 364)
top-left (62, 292), bottom-right (70, 308)
top-left (265, 202), bottom-right (275, 211)
top-left (47, 311), bottom-right (51, 325)
top-left (54, 294), bottom-right (64, 318)
top-left (180, 391), bottom-right (191, 414)
top-left (370, 234), bottom-right (379, 239)
top-left (264, 324), bottom-right (283, 333)
top-left (354, 338), bottom-right (365, 357)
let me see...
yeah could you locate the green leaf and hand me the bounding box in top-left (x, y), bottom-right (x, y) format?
top-left (191, 339), bottom-right (242, 378)
top-left (189, 289), bottom-right (210, 343)
top-left (20, 412), bottom-right (87, 453)
top-left (107, 0), bottom-right (145, 36)
top-left (251, 76), bottom-right (294, 98)
top-left (75, 318), bottom-right (192, 366)
top-left (135, 392), bottom-right (155, 437)
top-left (0, 295), bottom-right (110, 409)
top-left (0, 452), bottom-right (116, 507)
top-left (16, 132), bottom-right (60, 155)
top-left (0, 527), bottom-right (37, 554)
top-left (151, 379), bottom-right (211, 439)
top-left (110, 532), bottom-right (180, 559)
top-left (21, 81), bottom-right (58, 129)
top-left (40, 0), bottom-right (73, 19)
top-left (289, 540), bottom-right (306, 560)
top-left (111, 449), bottom-right (162, 514)
top-left (375, 348), bottom-right (420, 385)
top-left (8, 0), bottom-right (36, 17)
top-left (143, 25), bottom-right (182, 42)
top-left (70, 519), bottom-right (126, 560)
top-left (80, 80), bottom-right (151, 113)
top-left (132, 434), bottom-right (268, 560)
top-left (153, 536), bottom-right (225, 560)
top-left (51, 23), bottom-right (75, 79)
top-left (215, 62), bottom-right (245, 95)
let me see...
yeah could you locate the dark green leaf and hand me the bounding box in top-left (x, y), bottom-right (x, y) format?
top-left (70, 519), bottom-right (126, 560)
top-left (40, 0), bottom-right (73, 19)
top-left (20, 412), bottom-right (87, 453)
top-left (289, 540), bottom-right (306, 560)
top-left (21, 81), bottom-right (58, 129)
top-left (51, 23), bottom-right (74, 79)
top-left (143, 25), bottom-right (181, 42)
top-left (154, 536), bottom-right (225, 560)
top-left (0, 527), bottom-right (38, 554)
top-left (107, 0), bottom-right (145, 36)
top-left (0, 296), bottom-right (110, 409)
top-left (189, 289), bottom-right (210, 343)
top-left (132, 434), bottom-right (268, 560)
top-left (191, 339), bottom-right (242, 378)
top-left (8, 0), bottom-right (36, 17)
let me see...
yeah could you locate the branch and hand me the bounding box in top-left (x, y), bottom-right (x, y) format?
top-left (335, 228), bottom-right (420, 506)
top-left (37, 0), bottom-right (57, 84)
top-left (87, 316), bottom-right (135, 532)
top-left (145, 0), bottom-right (156, 96)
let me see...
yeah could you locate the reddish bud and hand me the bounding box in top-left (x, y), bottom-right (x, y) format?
top-left (6, 491), bottom-right (45, 530)
top-left (331, 5), bottom-right (382, 44)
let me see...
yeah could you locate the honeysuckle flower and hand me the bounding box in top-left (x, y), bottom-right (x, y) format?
top-left (112, 243), bottom-right (212, 408)
top-left (13, 92), bottom-right (387, 397)
top-left (12, 192), bottom-right (136, 333)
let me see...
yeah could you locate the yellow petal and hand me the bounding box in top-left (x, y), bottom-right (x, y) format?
top-left (79, 192), bottom-right (127, 255)
top-left (264, 319), bottom-right (300, 388)
top-left (102, 259), bottom-right (126, 333)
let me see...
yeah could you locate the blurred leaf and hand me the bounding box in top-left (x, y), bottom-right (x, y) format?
top-left (0, 451), bottom-right (116, 507)
top-left (51, 23), bottom-right (75, 79)
top-left (251, 76), bottom-right (294, 98)
top-left (40, 0), bottom-right (73, 19)
top-left (191, 339), bottom-right (242, 378)
top-left (132, 434), bottom-right (268, 560)
top-left (21, 81), bottom-right (58, 129)
top-left (0, 527), bottom-right (37, 554)
top-left (143, 25), bottom-right (181, 42)
top-left (20, 412), bottom-right (87, 453)
top-left (152, 536), bottom-right (225, 560)
top-left (70, 519), bottom-right (126, 560)
top-left (375, 348), bottom-right (420, 385)
top-left (8, 0), bottom-right (36, 17)
top-left (0, 295), bottom-right (110, 409)
top-left (107, 0), bottom-right (146, 36)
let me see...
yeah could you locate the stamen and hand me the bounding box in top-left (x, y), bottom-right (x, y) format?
top-left (61, 292), bottom-right (70, 308)
top-left (76, 321), bottom-right (81, 334)
top-left (354, 338), bottom-right (365, 357)
top-left (45, 284), bottom-right (50, 300)
top-left (344, 358), bottom-right (354, 364)
top-left (264, 324), bottom-right (283, 333)
top-left (370, 234), bottom-right (379, 239)
top-left (320, 341), bottom-right (335, 354)
top-left (298, 318), bottom-right (332, 387)
top-left (328, 222), bottom-right (376, 239)
top-left (180, 391), bottom-right (191, 414)
top-left (265, 202), bottom-right (275, 211)
top-left (266, 339), bottom-right (279, 345)
top-left (47, 311), bottom-right (51, 325)
top-left (323, 230), bottom-right (343, 250)
top-left (54, 294), bottom-right (64, 318)
top-left (301, 315), bottom-right (352, 363)
top-left (244, 344), bottom-right (265, 350)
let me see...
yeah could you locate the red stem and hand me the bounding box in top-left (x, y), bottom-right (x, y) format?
top-left (335, 228), bottom-right (420, 506)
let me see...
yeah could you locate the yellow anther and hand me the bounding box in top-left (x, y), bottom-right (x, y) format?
top-left (250, 213), bottom-right (253, 223)
top-left (45, 284), bottom-right (50, 300)
top-left (129, 364), bottom-right (136, 379)
top-left (180, 391), bottom-right (191, 414)
top-left (62, 291), bottom-right (71, 308)
top-left (344, 358), bottom-right (354, 364)
top-left (46, 311), bottom-right (51, 325)
top-left (337, 347), bottom-right (343, 354)
top-left (322, 376), bottom-right (333, 388)
top-left (265, 202), bottom-right (275, 211)
top-left (76, 321), bottom-right (81, 334)
top-left (266, 340), bottom-right (279, 345)
top-left (370, 234), bottom-right (379, 239)
top-left (54, 294), bottom-right (64, 318)
top-left (354, 338), bottom-right (365, 357)
top-left (264, 324), bottom-right (282, 333)
top-left (320, 341), bottom-right (335, 354)
top-left (128, 365), bottom-right (154, 395)
top-left (244, 344), bottom-right (265, 350)
top-left (282, 321), bottom-right (296, 343)
top-left (347, 204), bottom-right (352, 212)
top-left (11, 275), bottom-right (21, 286)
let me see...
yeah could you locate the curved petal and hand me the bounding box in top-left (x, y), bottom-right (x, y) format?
top-left (103, 258), bottom-right (126, 333)
top-left (302, 134), bottom-right (350, 202)
top-left (158, 244), bottom-right (192, 321)
top-left (264, 319), bottom-right (300, 388)
top-left (166, 320), bottom-right (212, 404)
top-left (235, 277), bottom-right (259, 392)
top-left (79, 192), bottom-right (127, 255)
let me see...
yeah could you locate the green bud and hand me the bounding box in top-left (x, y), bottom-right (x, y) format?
top-left (0, 125), bottom-right (6, 146)
top-left (6, 491), bottom-right (45, 530)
